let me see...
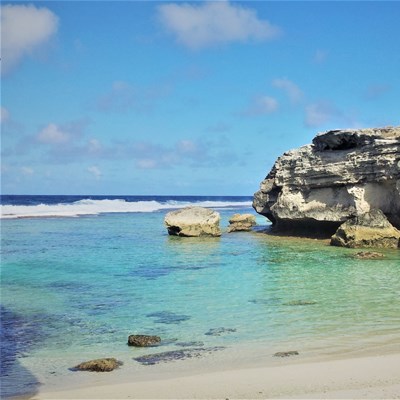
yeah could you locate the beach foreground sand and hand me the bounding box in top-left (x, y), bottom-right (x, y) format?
top-left (34, 353), bottom-right (400, 399)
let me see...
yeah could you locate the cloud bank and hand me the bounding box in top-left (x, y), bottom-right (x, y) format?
top-left (1, 4), bottom-right (59, 75)
top-left (158, 1), bottom-right (280, 49)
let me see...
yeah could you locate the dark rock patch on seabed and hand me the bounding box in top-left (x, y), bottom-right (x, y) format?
top-left (146, 311), bottom-right (191, 324)
top-left (133, 346), bottom-right (225, 365)
top-left (274, 351), bottom-right (299, 357)
top-left (175, 341), bottom-right (204, 347)
top-left (353, 251), bottom-right (385, 259)
top-left (249, 298), bottom-right (281, 305)
top-left (205, 327), bottom-right (237, 336)
top-left (134, 265), bottom-right (171, 280)
top-left (284, 300), bottom-right (317, 306)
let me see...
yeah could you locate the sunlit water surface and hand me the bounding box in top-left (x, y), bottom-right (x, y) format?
top-left (1, 207), bottom-right (400, 397)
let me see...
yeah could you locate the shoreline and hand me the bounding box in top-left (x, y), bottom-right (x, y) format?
top-left (30, 350), bottom-right (400, 399)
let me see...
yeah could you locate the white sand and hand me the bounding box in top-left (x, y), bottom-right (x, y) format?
top-left (34, 353), bottom-right (400, 399)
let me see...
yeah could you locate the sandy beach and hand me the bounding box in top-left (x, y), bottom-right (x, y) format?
top-left (33, 352), bottom-right (400, 399)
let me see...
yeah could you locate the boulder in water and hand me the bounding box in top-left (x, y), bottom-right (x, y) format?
top-left (164, 206), bottom-right (221, 237)
top-left (74, 358), bottom-right (122, 372)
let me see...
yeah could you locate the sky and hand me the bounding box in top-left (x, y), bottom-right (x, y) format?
top-left (1, 1), bottom-right (399, 195)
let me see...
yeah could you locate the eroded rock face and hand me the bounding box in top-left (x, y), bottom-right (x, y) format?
top-left (253, 127), bottom-right (400, 234)
top-left (331, 210), bottom-right (400, 248)
top-left (227, 213), bottom-right (256, 232)
top-left (164, 206), bottom-right (221, 237)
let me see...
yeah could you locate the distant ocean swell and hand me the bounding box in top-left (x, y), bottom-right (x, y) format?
top-left (0, 198), bottom-right (253, 219)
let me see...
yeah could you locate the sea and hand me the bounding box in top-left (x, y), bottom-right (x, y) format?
top-left (1, 195), bottom-right (400, 398)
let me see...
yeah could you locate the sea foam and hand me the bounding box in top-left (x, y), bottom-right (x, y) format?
top-left (0, 199), bottom-right (252, 219)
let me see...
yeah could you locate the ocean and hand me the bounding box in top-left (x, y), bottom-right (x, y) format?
top-left (1, 195), bottom-right (400, 398)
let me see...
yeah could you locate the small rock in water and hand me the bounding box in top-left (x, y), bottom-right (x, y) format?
top-left (227, 213), bottom-right (257, 232)
top-left (127, 335), bottom-right (161, 347)
top-left (205, 327), bottom-right (237, 336)
top-left (353, 251), bottom-right (385, 260)
top-left (74, 358), bottom-right (122, 372)
top-left (273, 351), bottom-right (299, 358)
top-left (284, 300), bottom-right (317, 306)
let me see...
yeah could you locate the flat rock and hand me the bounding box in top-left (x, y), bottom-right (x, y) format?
top-left (253, 127), bottom-right (400, 235)
top-left (164, 206), bottom-right (221, 237)
top-left (127, 335), bottom-right (161, 347)
top-left (74, 358), bottom-right (122, 372)
top-left (227, 213), bottom-right (257, 232)
top-left (331, 209), bottom-right (400, 248)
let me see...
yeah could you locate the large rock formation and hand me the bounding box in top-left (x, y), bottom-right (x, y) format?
top-left (164, 206), bottom-right (221, 237)
top-left (253, 127), bottom-right (400, 236)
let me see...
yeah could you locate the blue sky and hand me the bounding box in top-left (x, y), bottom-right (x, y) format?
top-left (1, 1), bottom-right (399, 195)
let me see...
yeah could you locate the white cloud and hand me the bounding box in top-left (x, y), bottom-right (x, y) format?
top-left (88, 166), bottom-right (102, 180)
top-left (37, 123), bottom-right (69, 144)
top-left (242, 95), bottom-right (279, 116)
top-left (1, 4), bottom-right (59, 75)
top-left (272, 78), bottom-right (303, 104)
top-left (0, 107), bottom-right (10, 124)
top-left (304, 101), bottom-right (337, 128)
top-left (157, 1), bottom-right (281, 49)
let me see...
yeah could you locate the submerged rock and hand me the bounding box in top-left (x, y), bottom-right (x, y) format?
top-left (133, 346), bottom-right (225, 365)
top-left (284, 300), bottom-right (317, 306)
top-left (164, 206), bottom-right (221, 237)
top-left (253, 127), bottom-right (400, 236)
top-left (204, 327), bottom-right (237, 336)
top-left (146, 311), bottom-right (190, 324)
top-left (227, 213), bottom-right (257, 232)
top-left (331, 210), bottom-right (400, 248)
top-left (127, 334), bottom-right (161, 347)
top-left (273, 351), bottom-right (299, 358)
top-left (74, 358), bottom-right (122, 372)
top-left (353, 251), bottom-right (385, 259)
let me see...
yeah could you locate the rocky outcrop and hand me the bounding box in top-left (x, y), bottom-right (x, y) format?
top-left (74, 358), bottom-right (122, 372)
top-left (253, 127), bottom-right (400, 236)
top-left (164, 206), bottom-right (221, 237)
top-left (227, 213), bottom-right (256, 232)
top-left (331, 209), bottom-right (400, 248)
top-left (127, 334), bottom-right (161, 347)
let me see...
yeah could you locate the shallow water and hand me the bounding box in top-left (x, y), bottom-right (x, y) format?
top-left (1, 205), bottom-right (400, 398)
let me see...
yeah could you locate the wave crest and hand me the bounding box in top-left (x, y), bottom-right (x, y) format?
top-left (1, 198), bottom-right (252, 219)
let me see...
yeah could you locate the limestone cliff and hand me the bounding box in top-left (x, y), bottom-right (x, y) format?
top-left (253, 127), bottom-right (400, 234)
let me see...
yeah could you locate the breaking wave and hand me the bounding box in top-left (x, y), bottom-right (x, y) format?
top-left (0, 198), bottom-right (252, 219)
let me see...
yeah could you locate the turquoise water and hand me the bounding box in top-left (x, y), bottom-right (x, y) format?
top-left (1, 206), bottom-right (400, 397)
